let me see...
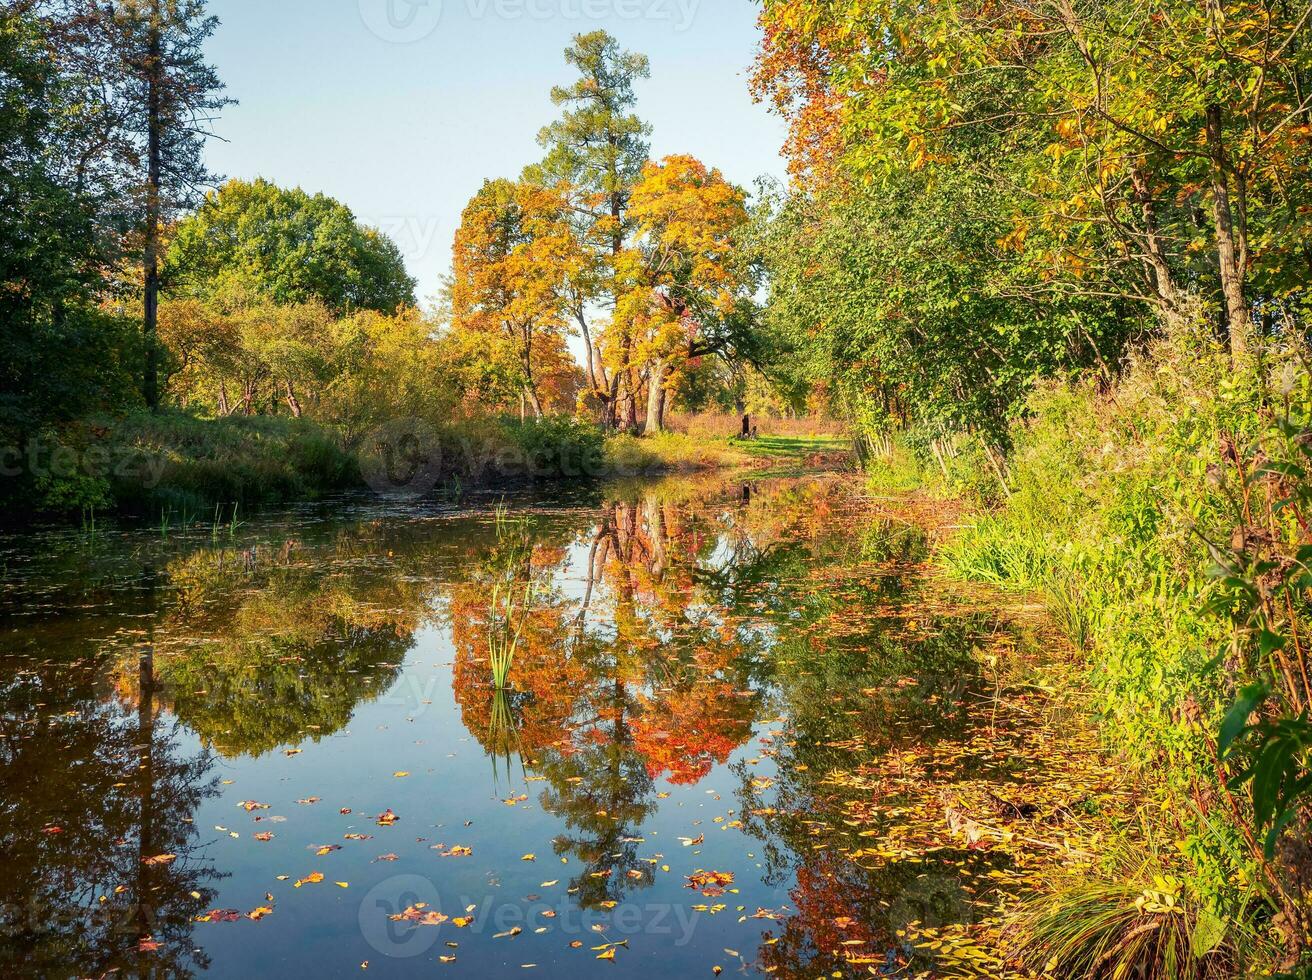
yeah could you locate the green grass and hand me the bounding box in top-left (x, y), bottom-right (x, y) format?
top-left (737, 434), bottom-right (852, 458)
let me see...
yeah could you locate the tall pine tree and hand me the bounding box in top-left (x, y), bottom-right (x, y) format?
top-left (101, 0), bottom-right (230, 408)
top-left (527, 31), bottom-right (650, 431)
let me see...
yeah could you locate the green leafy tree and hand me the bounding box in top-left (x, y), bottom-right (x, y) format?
top-left (99, 0), bottom-right (232, 408)
top-left (166, 178), bottom-right (416, 315)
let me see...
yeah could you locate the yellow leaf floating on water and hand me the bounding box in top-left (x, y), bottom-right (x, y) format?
top-left (294, 872), bottom-right (324, 888)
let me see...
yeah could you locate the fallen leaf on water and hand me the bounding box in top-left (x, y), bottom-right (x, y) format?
top-left (195, 909), bottom-right (241, 923)
top-left (248, 906), bottom-right (274, 921)
top-left (254, 832), bottom-right (275, 842)
top-left (376, 809), bottom-right (399, 826)
top-left (685, 870), bottom-right (735, 897)
top-left (294, 872), bottom-right (324, 888)
top-left (142, 854), bottom-right (176, 866)
top-left (296, 797), bottom-right (320, 805)
top-left (390, 904), bottom-right (448, 926)
top-left (238, 801), bottom-right (270, 812)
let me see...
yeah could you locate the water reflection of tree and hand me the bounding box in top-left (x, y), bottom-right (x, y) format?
top-left (0, 574), bottom-right (223, 979)
top-left (447, 482), bottom-right (816, 906)
top-left (116, 535), bottom-right (435, 757)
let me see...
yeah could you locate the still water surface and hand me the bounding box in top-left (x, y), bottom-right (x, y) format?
top-left (1, 474), bottom-right (1032, 978)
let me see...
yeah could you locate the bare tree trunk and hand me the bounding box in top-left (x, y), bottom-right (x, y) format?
top-left (142, 7), bottom-right (163, 410)
top-left (644, 358), bottom-right (668, 434)
top-left (1206, 105), bottom-right (1252, 359)
top-left (618, 374), bottom-right (639, 434)
top-left (217, 381), bottom-right (231, 417)
top-left (525, 386), bottom-right (544, 419)
top-left (575, 309), bottom-right (613, 423)
top-left (519, 332), bottom-right (544, 420)
top-left (1130, 167), bottom-right (1183, 320)
top-left (284, 381), bottom-right (302, 418)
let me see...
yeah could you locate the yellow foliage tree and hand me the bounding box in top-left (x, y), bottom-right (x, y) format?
top-left (617, 155), bottom-right (753, 432)
top-left (451, 179), bottom-right (585, 418)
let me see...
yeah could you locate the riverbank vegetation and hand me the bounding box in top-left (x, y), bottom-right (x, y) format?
top-left (752, 0), bottom-right (1312, 973)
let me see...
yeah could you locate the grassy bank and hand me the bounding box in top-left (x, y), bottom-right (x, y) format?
top-left (8, 411), bottom-right (852, 521)
top-left (868, 325), bottom-right (1312, 975)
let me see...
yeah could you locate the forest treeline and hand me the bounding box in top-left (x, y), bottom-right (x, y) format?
top-left (1, 5), bottom-right (803, 517)
top-left (749, 0), bottom-right (1312, 975)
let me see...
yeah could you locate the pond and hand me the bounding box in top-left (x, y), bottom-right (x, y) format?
top-left (0, 472), bottom-right (1119, 979)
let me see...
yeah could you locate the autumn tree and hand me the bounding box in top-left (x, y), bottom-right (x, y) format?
top-left (622, 155), bottom-right (757, 432)
top-left (754, 0), bottom-right (1312, 365)
top-left (528, 31), bottom-right (652, 430)
top-left (450, 178), bottom-right (583, 418)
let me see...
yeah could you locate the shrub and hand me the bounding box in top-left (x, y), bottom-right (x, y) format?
top-left (105, 410), bottom-right (355, 514)
top-left (502, 416), bottom-right (605, 479)
top-left (939, 320), bottom-right (1312, 963)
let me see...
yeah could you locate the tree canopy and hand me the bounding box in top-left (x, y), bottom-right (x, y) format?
top-left (167, 178), bottom-right (416, 315)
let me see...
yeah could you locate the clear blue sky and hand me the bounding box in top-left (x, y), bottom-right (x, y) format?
top-left (203, 0), bottom-right (786, 305)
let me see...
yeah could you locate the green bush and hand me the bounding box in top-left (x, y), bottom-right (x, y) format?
top-left (502, 416), bottom-right (605, 479)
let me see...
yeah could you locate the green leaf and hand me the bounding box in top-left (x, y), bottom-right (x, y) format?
top-left (1191, 909), bottom-right (1228, 959)
top-left (1218, 684), bottom-right (1266, 756)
